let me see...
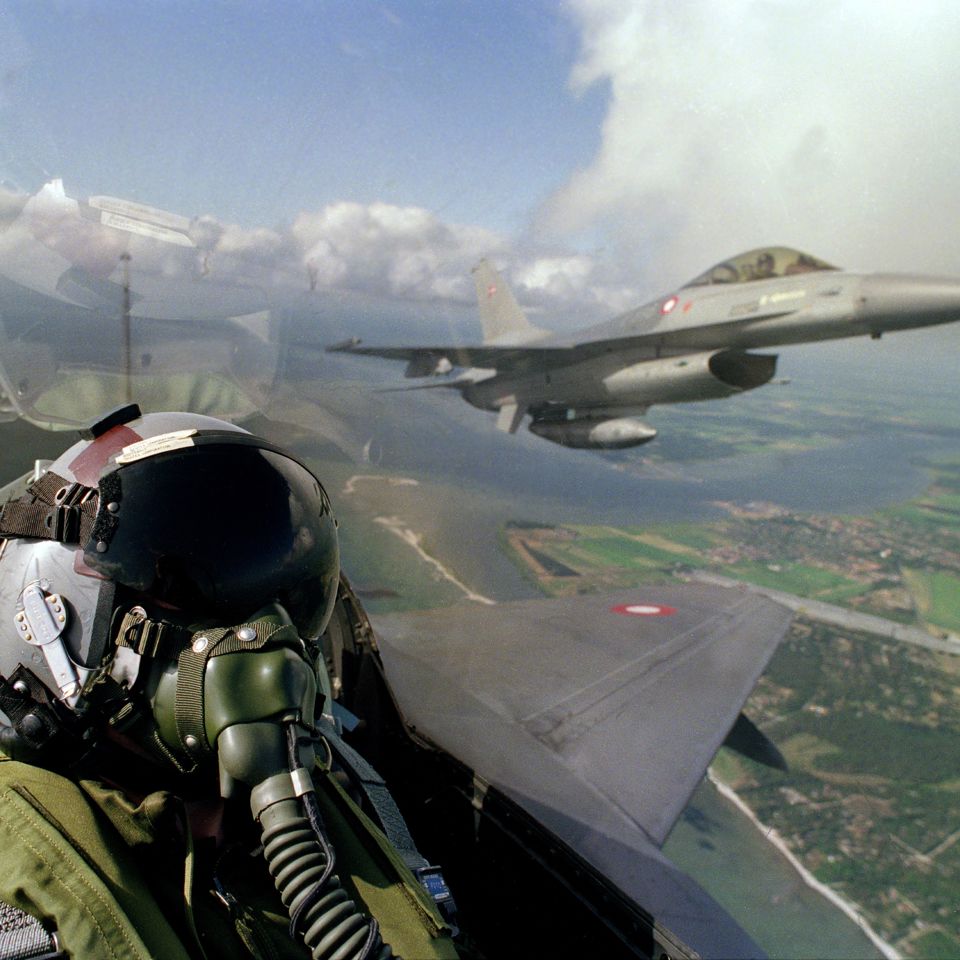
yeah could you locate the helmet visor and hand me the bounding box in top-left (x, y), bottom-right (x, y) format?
top-left (83, 441), bottom-right (339, 638)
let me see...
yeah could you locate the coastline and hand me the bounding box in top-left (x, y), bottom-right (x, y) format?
top-left (372, 514), bottom-right (497, 606)
top-left (341, 481), bottom-right (911, 957)
top-left (706, 769), bottom-right (900, 960)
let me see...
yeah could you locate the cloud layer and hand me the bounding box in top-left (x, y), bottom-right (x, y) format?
top-left (5, 3), bottom-right (959, 332)
top-left (1, 180), bottom-right (636, 327)
top-left (540, 0), bottom-right (960, 290)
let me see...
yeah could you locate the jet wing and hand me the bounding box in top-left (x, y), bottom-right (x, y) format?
top-left (328, 310), bottom-right (797, 377)
top-left (565, 311), bottom-right (797, 358)
top-left (371, 582), bottom-right (794, 957)
top-left (327, 340), bottom-right (570, 374)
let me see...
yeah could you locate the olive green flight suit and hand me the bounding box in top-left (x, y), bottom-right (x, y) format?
top-left (0, 757), bottom-right (458, 959)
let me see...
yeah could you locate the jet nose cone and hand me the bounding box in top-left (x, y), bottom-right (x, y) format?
top-left (860, 274), bottom-right (960, 331)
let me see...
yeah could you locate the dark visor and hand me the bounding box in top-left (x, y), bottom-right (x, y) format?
top-left (82, 439), bottom-right (339, 638)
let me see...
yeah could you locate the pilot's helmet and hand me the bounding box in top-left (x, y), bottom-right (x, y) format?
top-left (756, 251), bottom-right (775, 275)
top-left (0, 406), bottom-right (339, 766)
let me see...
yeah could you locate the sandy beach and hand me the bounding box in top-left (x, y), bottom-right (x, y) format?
top-left (707, 770), bottom-right (900, 960)
top-left (372, 514), bottom-right (496, 606)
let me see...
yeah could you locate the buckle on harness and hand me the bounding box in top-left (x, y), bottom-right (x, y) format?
top-left (47, 482), bottom-right (95, 543)
top-left (415, 865), bottom-right (459, 935)
top-left (46, 503), bottom-right (80, 542)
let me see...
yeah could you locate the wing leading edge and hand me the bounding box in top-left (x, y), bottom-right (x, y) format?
top-left (326, 310), bottom-right (797, 378)
top-left (371, 582), bottom-right (794, 958)
top-left (327, 340), bottom-right (569, 375)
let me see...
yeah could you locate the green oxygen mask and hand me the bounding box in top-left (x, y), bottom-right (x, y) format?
top-left (128, 603), bottom-right (394, 960)
top-left (144, 604), bottom-right (320, 785)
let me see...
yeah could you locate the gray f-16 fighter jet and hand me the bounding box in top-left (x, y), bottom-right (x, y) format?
top-left (332, 248), bottom-right (960, 448)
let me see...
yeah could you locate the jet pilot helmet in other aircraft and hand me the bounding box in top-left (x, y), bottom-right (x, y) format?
top-left (0, 404), bottom-right (340, 773)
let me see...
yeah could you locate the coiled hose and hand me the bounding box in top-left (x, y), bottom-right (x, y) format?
top-left (252, 726), bottom-right (393, 960)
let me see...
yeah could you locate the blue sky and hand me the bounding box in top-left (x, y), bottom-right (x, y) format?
top-left (3, 2), bottom-right (604, 232)
top-left (3, 1), bottom-right (960, 326)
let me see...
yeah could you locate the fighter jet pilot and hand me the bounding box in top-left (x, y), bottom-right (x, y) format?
top-left (0, 406), bottom-right (458, 960)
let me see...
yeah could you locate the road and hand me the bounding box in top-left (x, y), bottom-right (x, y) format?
top-left (688, 571), bottom-right (960, 656)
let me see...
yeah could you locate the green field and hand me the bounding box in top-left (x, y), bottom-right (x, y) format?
top-left (779, 732), bottom-right (842, 770)
top-left (885, 502), bottom-right (960, 529)
top-left (922, 491), bottom-right (960, 511)
top-left (799, 712), bottom-right (957, 783)
top-left (624, 523), bottom-right (719, 551)
top-left (726, 561), bottom-right (860, 598)
top-left (903, 568), bottom-right (960, 633)
top-left (910, 930), bottom-right (960, 960)
top-left (570, 536), bottom-right (691, 568)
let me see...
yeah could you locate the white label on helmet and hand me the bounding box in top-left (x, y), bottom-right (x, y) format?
top-left (115, 429), bottom-right (198, 464)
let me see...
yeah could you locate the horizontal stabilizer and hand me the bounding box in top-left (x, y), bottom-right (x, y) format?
top-left (373, 376), bottom-right (475, 394)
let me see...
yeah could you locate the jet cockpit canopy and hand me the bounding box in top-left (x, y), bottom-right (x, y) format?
top-left (684, 246), bottom-right (838, 287)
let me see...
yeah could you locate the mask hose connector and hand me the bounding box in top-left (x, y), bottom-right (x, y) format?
top-left (249, 725), bottom-right (392, 960)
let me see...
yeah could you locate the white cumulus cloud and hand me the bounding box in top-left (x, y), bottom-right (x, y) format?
top-left (540, 0), bottom-right (960, 292)
top-left (292, 201), bottom-right (507, 302)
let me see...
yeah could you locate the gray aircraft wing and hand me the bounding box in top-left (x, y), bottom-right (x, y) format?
top-left (328, 309), bottom-right (798, 376)
top-left (371, 582), bottom-right (794, 958)
top-left (565, 310), bottom-right (797, 356)
top-left (327, 341), bottom-right (571, 374)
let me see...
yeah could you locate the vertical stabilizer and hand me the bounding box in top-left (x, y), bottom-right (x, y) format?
top-left (472, 260), bottom-right (545, 344)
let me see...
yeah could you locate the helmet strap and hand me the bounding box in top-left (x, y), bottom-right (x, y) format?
top-left (0, 472), bottom-right (99, 545)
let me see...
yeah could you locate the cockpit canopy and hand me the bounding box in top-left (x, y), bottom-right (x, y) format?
top-left (683, 247), bottom-right (838, 287)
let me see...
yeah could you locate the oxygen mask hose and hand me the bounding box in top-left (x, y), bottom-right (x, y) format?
top-left (249, 724), bottom-right (393, 960)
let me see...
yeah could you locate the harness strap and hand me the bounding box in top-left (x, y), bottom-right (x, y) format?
top-left (0, 472), bottom-right (99, 546)
top-left (319, 722), bottom-right (459, 932)
top-left (174, 621), bottom-right (300, 762)
top-left (114, 609), bottom-right (193, 659)
top-left (320, 721), bottom-right (428, 873)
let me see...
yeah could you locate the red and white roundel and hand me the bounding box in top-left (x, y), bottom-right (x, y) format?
top-left (611, 603), bottom-right (677, 617)
top-left (660, 295), bottom-right (679, 315)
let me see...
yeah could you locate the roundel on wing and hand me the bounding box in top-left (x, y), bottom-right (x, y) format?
top-left (611, 603), bottom-right (678, 617)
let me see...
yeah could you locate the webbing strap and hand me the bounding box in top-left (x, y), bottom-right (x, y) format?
top-left (174, 621), bottom-right (300, 760)
top-left (319, 722), bottom-right (461, 932)
top-left (0, 472), bottom-right (98, 545)
top-left (320, 721), bottom-right (429, 875)
top-left (114, 609), bottom-right (192, 659)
